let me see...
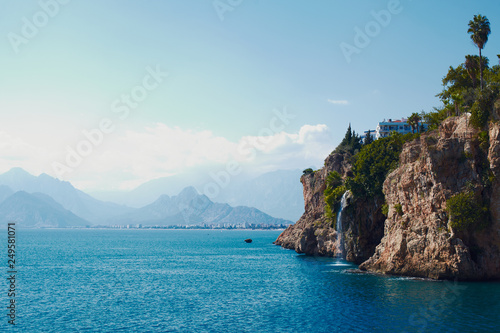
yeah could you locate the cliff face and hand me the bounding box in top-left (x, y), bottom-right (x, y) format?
top-left (274, 152), bottom-right (386, 263)
top-left (273, 153), bottom-right (350, 256)
top-left (342, 194), bottom-right (386, 264)
top-left (360, 115), bottom-right (500, 280)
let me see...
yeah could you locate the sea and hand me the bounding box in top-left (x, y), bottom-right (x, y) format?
top-left (3, 229), bottom-right (500, 332)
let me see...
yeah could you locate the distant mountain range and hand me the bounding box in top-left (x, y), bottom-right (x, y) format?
top-left (91, 169), bottom-right (305, 221)
top-left (0, 168), bottom-right (294, 228)
top-left (0, 191), bottom-right (88, 228)
top-left (0, 168), bottom-right (133, 223)
top-left (109, 187), bottom-right (292, 227)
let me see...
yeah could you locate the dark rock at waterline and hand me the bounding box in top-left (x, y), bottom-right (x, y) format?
top-left (244, 239), bottom-right (252, 243)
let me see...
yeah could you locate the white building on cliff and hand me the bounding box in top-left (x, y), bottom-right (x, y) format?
top-left (374, 118), bottom-right (427, 139)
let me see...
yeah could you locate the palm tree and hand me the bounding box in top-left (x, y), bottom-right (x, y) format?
top-left (468, 15), bottom-right (491, 90)
top-left (407, 113), bottom-right (422, 133)
top-left (465, 55), bottom-right (479, 88)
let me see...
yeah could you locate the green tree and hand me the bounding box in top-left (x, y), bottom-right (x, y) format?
top-left (345, 123), bottom-right (352, 144)
top-left (465, 55), bottom-right (479, 88)
top-left (468, 14), bottom-right (491, 90)
top-left (333, 124), bottom-right (362, 155)
top-left (346, 132), bottom-right (416, 199)
top-left (437, 56), bottom-right (491, 117)
top-left (407, 112), bottom-right (422, 133)
top-left (422, 107), bottom-right (448, 131)
top-left (464, 55), bottom-right (488, 89)
top-left (438, 60), bottom-right (479, 106)
top-left (364, 130), bottom-right (374, 145)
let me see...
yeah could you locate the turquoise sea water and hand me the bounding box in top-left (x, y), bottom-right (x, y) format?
top-left (3, 229), bottom-right (500, 332)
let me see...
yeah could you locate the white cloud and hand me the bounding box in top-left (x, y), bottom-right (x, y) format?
top-left (327, 99), bottom-right (349, 105)
top-left (0, 122), bottom-right (334, 191)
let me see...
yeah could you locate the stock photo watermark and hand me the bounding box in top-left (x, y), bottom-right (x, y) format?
top-left (340, 0), bottom-right (408, 64)
top-left (6, 222), bottom-right (17, 325)
top-left (213, 0), bottom-right (244, 21)
top-left (51, 65), bottom-right (168, 177)
top-left (8, 0), bottom-right (71, 54)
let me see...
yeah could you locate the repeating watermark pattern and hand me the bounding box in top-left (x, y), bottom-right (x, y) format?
top-left (340, 0), bottom-right (409, 64)
top-left (402, 279), bottom-right (468, 333)
top-left (8, 0), bottom-right (71, 54)
top-left (51, 65), bottom-right (168, 178)
top-left (6, 222), bottom-right (17, 326)
top-left (213, 0), bottom-right (244, 21)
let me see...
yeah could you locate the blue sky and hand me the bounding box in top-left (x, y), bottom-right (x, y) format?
top-left (0, 0), bottom-right (499, 191)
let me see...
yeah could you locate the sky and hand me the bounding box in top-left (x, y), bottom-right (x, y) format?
top-left (0, 0), bottom-right (499, 192)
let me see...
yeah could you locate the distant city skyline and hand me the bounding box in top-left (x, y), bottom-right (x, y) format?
top-left (1, 0), bottom-right (499, 191)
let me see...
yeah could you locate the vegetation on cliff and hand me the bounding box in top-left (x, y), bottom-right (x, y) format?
top-left (424, 14), bottom-right (499, 130)
top-left (332, 124), bottom-right (362, 156)
top-left (324, 171), bottom-right (345, 227)
top-left (324, 127), bottom-right (417, 224)
top-left (345, 133), bottom-right (418, 199)
top-left (446, 191), bottom-right (490, 232)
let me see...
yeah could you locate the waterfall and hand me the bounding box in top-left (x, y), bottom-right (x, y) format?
top-left (336, 191), bottom-right (349, 258)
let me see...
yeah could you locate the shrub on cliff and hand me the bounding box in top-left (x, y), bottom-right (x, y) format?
top-left (446, 191), bottom-right (489, 232)
top-left (345, 132), bottom-right (417, 199)
top-left (470, 88), bottom-right (498, 128)
top-left (324, 171), bottom-right (346, 227)
top-left (302, 168), bottom-right (314, 176)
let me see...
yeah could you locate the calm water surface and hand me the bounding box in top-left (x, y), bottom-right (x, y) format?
top-left (3, 229), bottom-right (500, 332)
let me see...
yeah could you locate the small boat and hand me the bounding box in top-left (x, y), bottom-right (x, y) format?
top-left (244, 238), bottom-right (252, 243)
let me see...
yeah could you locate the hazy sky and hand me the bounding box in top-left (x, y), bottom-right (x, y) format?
top-left (1, 0), bottom-right (499, 191)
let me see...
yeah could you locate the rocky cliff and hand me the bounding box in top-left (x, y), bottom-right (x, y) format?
top-left (360, 115), bottom-right (500, 280)
top-left (276, 114), bottom-right (500, 280)
top-left (274, 153), bottom-right (349, 256)
top-left (274, 150), bottom-right (386, 264)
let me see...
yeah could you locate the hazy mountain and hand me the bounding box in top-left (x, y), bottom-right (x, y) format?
top-left (90, 170), bottom-right (212, 208)
top-left (0, 185), bottom-right (14, 204)
top-left (91, 169), bottom-right (304, 221)
top-left (215, 169), bottom-right (304, 221)
top-left (0, 191), bottom-right (89, 228)
top-left (0, 168), bottom-right (134, 223)
top-left (0, 168), bottom-right (299, 226)
top-left (109, 186), bottom-right (292, 226)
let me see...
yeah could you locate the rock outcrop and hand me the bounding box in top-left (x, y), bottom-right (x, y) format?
top-left (360, 115), bottom-right (500, 280)
top-left (273, 153), bottom-right (350, 256)
top-left (274, 151), bottom-right (386, 263)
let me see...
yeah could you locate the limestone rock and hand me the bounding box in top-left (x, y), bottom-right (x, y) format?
top-left (360, 115), bottom-right (500, 280)
top-left (274, 152), bottom-right (385, 263)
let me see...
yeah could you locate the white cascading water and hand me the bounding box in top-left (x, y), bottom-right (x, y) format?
top-left (336, 191), bottom-right (349, 258)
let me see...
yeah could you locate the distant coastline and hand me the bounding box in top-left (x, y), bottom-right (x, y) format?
top-left (19, 225), bottom-right (288, 231)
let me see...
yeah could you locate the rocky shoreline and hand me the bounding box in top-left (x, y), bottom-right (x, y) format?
top-left (275, 115), bottom-right (500, 280)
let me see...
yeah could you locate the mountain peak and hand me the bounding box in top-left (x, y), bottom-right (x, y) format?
top-left (4, 167), bottom-right (33, 178)
top-left (178, 186), bottom-right (198, 198)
